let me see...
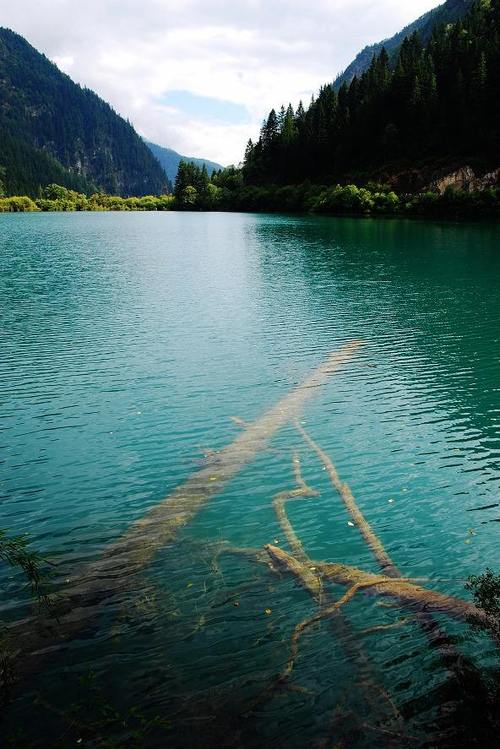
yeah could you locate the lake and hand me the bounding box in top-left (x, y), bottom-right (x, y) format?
top-left (1, 211), bottom-right (499, 747)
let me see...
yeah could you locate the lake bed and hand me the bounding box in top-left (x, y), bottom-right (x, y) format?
top-left (1, 212), bottom-right (499, 747)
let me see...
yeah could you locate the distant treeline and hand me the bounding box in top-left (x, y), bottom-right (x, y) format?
top-left (171, 161), bottom-right (500, 216)
top-left (211, 181), bottom-right (500, 217)
top-left (2, 177), bottom-right (500, 219)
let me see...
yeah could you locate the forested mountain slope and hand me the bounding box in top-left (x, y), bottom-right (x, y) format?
top-left (334, 0), bottom-right (475, 89)
top-left (243, 0), bottom-right (500, 187)
top-left (0, 28), bottom-right (168, 196)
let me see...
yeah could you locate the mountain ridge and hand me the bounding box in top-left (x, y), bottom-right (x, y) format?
top-left (334, 0), bottom-right (475, 90)
top-left (145, 141), bottom-right (222, 184)
top-left (0, 27), bottom-right (168, 196)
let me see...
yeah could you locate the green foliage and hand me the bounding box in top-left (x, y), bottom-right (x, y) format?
top-left (1, 177), bottom-right (499, 217)
top-left (211, 165), bottom-right (244, 191)
top-left (407, 185), bottom-right (500, 215)
top-left (0, 195), bottom-right (39, 212)
top-left (0, 28), bottom-right (168, 197)
top-left (0, 127), bottom-right (95, 197)
top-left (145, 140), bottom-right (220, 186)
top-left (0, 529), bottom-right (49, 601)
top-left (466, 568), bottom-right (500, 637)
top-left (180, 185), bottom-right (198, 207)
top-left (169, 162), bottom-right (500, 216)
top-left (0, 185), bottom-right (175, 212)
top-left (0, 529), bottom-right (52, 705)
top-left (174, 160), bottom-right (214, 208)
top-left (334, 0), bottom-right (475, 90)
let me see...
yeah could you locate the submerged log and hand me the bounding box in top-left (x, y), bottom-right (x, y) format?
top-left (264, 459), bottom-right (404, 735)
top-left (97, 341), bottom-right (363, 575)
top-left (294, 421), bottom-right (399, 576)
top-left (264, 546), bottom-right (496, 636)
top-left (10, 342), bottom-right (364, 665)
top-left (319, 561), bottom-right (496, 632)
top-left (272, 451), bottom-right (322, 600)
top-left (264, 542), bottom-right (498, 740)
top-left (294, 422), bottom-right (484, 671)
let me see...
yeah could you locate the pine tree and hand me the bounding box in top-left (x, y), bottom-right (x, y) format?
top-left (282, 104), bottom-right (297, 145)
top-left (262, 109), bottom-right (279, 150)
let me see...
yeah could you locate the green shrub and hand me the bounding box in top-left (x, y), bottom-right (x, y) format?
top-left (0, 196), bottom-right (39, 212)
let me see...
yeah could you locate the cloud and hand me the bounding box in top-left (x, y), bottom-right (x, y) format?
top-left (1, 0), bottom-right (441, 165)
top-left (52, 55), bottom-right (74, 72)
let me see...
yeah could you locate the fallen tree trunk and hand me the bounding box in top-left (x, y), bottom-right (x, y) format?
top-left (10, 342), bottom-right (364, 668)
top-left (294, 421), bottom-right (400, 577)
top-left (94, 341), bottom-right (363, 576)
top-left (294, 421), bottom-right (484, 671)
top-left (271, 452), bottom-right (322, 600)
top-left (263, 457), bottom-right (404, 736)
top-left (265, 544), bottom-right (498, 702)
top-left (265, 545), bottom-right (496, 637)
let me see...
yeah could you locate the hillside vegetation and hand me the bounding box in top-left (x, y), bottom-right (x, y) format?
top-left (243, 0), bottom-right (500, 187)
top-left (0, 28), bottom-right (168, 196)
top-left (334, 0), bottom-right (475, 89)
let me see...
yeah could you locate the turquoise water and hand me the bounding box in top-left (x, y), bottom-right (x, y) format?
top-left (0, 212), bottom-right (499, 747)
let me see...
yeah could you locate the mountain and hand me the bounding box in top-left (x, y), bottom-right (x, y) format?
top-left (0, 27), bottom-right (168, 196)
top-left (334, 0), bottom-right (475, 90)
top-left (145, 141), bottom-right (222, 184)
top-left (243, 0), bottom-right (500, 187)
top-left (0, 128), bottom-right (95, 196)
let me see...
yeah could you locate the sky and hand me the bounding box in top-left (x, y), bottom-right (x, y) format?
top-left (0, 0), bottom-right (442, 165)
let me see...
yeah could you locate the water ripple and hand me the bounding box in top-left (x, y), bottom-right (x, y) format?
top-left (0, 212), bottom-right (498, 747)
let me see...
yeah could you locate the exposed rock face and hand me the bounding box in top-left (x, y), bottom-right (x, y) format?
top-left (382, 164), bottom-right (500, 194)
top-left (430, 166), bottom-right (500, 194)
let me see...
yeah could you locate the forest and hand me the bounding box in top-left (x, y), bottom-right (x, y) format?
top-left (242, 0), bottom-right (500, 187)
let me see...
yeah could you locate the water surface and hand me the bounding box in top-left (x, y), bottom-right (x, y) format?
top-left (0, 212), bottom-right (499, 747)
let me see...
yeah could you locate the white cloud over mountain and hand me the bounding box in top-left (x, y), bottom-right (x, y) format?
top-left (1, 0), bottom-right (440, 164)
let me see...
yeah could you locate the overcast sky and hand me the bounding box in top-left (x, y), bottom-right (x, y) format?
top-left (1, 0), bottom-right (441, 165)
